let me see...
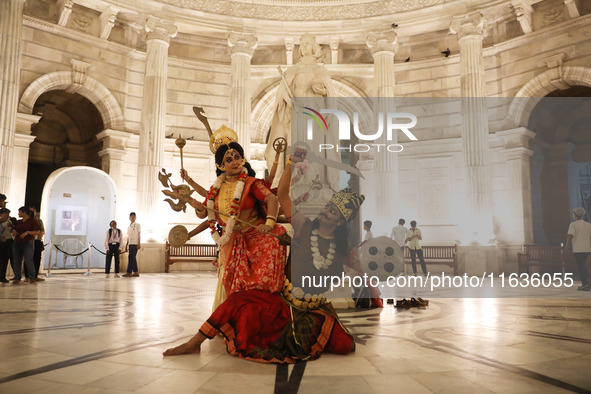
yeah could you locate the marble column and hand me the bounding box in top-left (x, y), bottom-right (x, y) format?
top-left (0, 0), bottom-right (25, 199)
top-left (450, 12), bottom-right (494, 244)
top-left (136, 17), bottom-right (177, 238)
top-left (366, 30), bottom-right (398, 236)
top-left (97, 129), bottom-right (130, 192)
top-left (228, 33), bottom-right (257, 160)
top-left (497, 128), bottom-right (535, 245)
top-left (10, 114), bottom-right (39, 208)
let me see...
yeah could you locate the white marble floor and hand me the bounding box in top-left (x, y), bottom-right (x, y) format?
top-left (1, 273), bottom-right (590, 393)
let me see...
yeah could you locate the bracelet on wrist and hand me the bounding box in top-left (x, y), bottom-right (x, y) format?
top-left (265, 218), bottom-right (276, 227)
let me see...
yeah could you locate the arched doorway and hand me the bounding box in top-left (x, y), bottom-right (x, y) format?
top-left (26, 90), bottom-right (104, 209)
top-left (529, 86), bottom-right (591, 245)
top-left (40, 166), bottom-right (117, 271)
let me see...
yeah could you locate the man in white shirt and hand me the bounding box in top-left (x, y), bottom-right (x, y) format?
top-left (363, 220), bottom-right (373, 242)
top-left (105, 220), bottom-right (122, 278)
top-left (390, 218), bottom-right (411, 251)
top-left (123, 212), bottom-right (141, 277)
top-left (566, 207), bottom-right (591, 291)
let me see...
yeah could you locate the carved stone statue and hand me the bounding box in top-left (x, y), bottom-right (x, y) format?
top-left (265, 34), bottom-right (341, 197)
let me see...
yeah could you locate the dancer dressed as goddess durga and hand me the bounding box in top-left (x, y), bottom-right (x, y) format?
top-left (180, 125), bottom-right (288, 310)
top-left (165, 145), bottom-right (367, 363)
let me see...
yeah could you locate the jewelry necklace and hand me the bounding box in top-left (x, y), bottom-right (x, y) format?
top-left (207, 168), bottom-right (247, 246)
top-left (310, 229), bottom-right (336, 270)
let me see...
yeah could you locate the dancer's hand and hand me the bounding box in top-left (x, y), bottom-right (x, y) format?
top-left (180, 168), bottom-right (189, 181)
top-left (290, 148), bottom-right (307, 164)
top-left (189, 199), bottom-right (204, 211)
top-left (257, 224), bottom-right (272, 234)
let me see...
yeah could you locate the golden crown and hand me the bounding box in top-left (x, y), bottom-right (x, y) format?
top-left (209, 125), bottom-right (238, 154)
top-left (329, 188), bottom-right (365, 222)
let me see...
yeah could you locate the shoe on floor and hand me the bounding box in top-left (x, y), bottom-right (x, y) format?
top-left (12, 279), bottom-right (20, 285)
top-left (577, 284), bottom-right (590, 291)
top-left (114, 274), bottom-right (120, 278)
top-left (0, 279), bottom-right (9, 283)
top-left (29, 278), bottom-right (36, 284)
top-left (105, 274), bottom-right (110, 278)
top-left (132, 273), bottom-right (140, 277)
top-left (35, 277), bottom-right (45, 281)
top-left (122, 273), bottom-right (132, 277)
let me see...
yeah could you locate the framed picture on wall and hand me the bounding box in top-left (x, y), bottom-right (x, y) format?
top-left (55, 206), bottom-right (87, 236)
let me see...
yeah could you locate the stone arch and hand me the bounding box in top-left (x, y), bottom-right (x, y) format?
top-left (506, 66), bottom-right (591, 128)
top-left (251, 78), bottom-right (370, 144)
top-left (19, 71), bottom-right (125, 130)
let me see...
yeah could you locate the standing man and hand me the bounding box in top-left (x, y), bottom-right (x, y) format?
top-left (124, 212), bottom-right (141, 277)
top-left (566, 207), bottom-right (591, 291)
top-left (407, 220), bottom-right (427, 276)
top-left (0, 208), bottom-right (15, 283)
top-left (11, 207), bottom-right (40, 284)
top-left (27, 206), bottom-right (45, 281)
top-left (363, 220), bottom-right (374, 241)
top-left (105, 220), bottom-right (122, 278)
top-left (390, 218), bottom-right (411, 251)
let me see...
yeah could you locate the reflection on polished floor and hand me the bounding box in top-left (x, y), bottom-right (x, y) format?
top-left (0, 273), bottom-right (590, 393)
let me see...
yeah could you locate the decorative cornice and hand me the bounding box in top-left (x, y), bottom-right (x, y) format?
top-left (23, 15), bottom-right (134, 55)
top-left (157, 0), bottom-right (445, 21)
top-left (483, 13), bottom-right (591, 57)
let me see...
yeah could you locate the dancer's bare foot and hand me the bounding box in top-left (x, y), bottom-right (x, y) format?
top-left (163, 342), bottom-right (201, 356)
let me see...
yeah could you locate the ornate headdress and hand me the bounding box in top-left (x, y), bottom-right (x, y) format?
top-left (329, 188), bottom-right (365, 222)
top-left (209, 125), bottom-right (238, 154)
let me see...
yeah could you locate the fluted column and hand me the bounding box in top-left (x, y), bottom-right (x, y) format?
top-left (0, 0), bottom-right (25, 198)
top-left (228, 33), bottom-right (257, 160)
top-left (367, 31), bottom-right (397, 98)
top-left (366, 30), bottom-right (398, 236)
top-left (450, 12), bottom-right (494, 244)
top-left (136, 17), bottom-right (177, 237)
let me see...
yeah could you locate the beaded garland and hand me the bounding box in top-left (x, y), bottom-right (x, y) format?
top-left (206, 168), bottom-right (248, 246)
top-left (310, 229), bottom-right (336, 270)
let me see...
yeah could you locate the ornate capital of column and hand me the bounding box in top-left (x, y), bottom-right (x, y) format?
top-left (450, 12), bottom-right (486, 41)
top-left (366, 30), bottom-right (398, 55)
top-left (228, 32), bottom-right (258, 57)
top-left (145, 16), bottom-right (178, 43)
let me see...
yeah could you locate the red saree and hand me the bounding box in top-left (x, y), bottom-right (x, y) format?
top-left (199, 289), bottom-right (355, 364)
top-left (212, 177), bottom-right (287, 296)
